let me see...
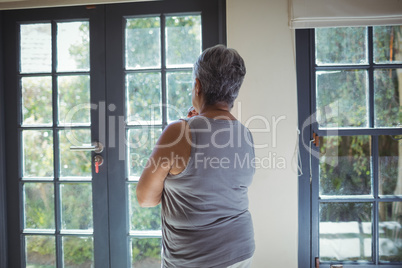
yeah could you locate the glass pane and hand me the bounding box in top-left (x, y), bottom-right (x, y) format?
top-left (315, 27), bottom-right (367, 65)
top-left (23, 130), bottom-right (53, 178)
top-left (58, 75), bottom-right (90, 125)
top-left (24, 183), bottom-right (54, 230)
top-left (166, 15), bottom-right (202, 67)
top-left (167, 72), bottom-right (193, 122)
top-left (379, 135), bottom-right (402, 195)
top-left (374, 69), bottom-right (402, 128)
top-left (131, 237), bottom-right (162, 268)
top-left (59, 129), bottom-right (91, 178)
top-left (21, 76), bottom-right (52, 126)
top-left (128, 128), bottom-right (162, 180)
top-left (379, 202), bottom-right (402, 262)
top-left (126, 73), bottom-right (161, 125)
top-left (62, 236), bottom-right (93, 268)
top-left (320, 202), bottom-right (372, 262)
top-left (126, 17), bottom-right (161, 69)
top-left (60, 183), bottom-right (93, 230)
top-left (25, 235), bottom-right (56, 268)
top-left (316, 70), bottom-right (368, 128)
top-left (374, 26), bottom-right (402, 64)
top-left (128, 184), bottom-right (161, 230)
top-left (319, 136), bottom-right (371, 196)
top-left (20, 23), bottom-right (52, 73)
top-left (57, 21), bottom-right (90, 72)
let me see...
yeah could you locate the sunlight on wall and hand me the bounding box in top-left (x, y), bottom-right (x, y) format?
top-left (227, 0), bottom-right (298, 266)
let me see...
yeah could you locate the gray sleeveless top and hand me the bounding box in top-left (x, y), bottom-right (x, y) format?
top-left (161, 116), bottom-right (255, 268)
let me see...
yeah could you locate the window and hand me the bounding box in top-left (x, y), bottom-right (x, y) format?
top-left (297, 26), bottom-right (402, 267)
top-left (2, 1), bottom-right (225, 267)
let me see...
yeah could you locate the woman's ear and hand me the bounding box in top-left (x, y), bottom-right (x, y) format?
top-left (195, 78), bottom-right (202, 96)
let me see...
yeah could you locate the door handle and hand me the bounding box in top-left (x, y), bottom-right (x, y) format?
top-left (70, 141), bottom-right (104, 153)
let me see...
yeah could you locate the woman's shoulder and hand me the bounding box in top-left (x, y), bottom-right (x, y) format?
top-left (161, 120), bottom-right (189, 141)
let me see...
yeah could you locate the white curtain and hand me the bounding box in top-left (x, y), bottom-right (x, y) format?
top-left (0, 0), bottom-right (155, 10)
top-left (289, 0), bottom-right (402, 29)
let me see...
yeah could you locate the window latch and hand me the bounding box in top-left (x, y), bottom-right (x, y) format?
top-left (313, 132), bottom-right (319, 147)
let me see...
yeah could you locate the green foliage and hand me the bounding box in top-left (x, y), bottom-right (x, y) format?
top-left (320, 202), bottom-right (371, 224)
top-left (63, 237), bottom-right (93, 267)
top-left (58, 75), bottom-right (90, 124)
top-left (127, 73), bottom-right (162, 123)
top-left (129, 128), bottom-right (161, 177)
top-left (67, 22), bottom-right (90, 70)
top-left (129, 184), bottom-right (161, 230)
top-left (22, 77), bottom-right (52, 125)
top-left (375, 69), bottom-right (401, 127)
top-left (316, 70), bottom-right (368, 127)
top-left (374, 26), bottom-right (402, 63)
top-left (131, 238), bottom-right (161, 267)
top-left (378, 136), bottom-right (401, 195)
top-left (61, 184), bottom-right (93, 230)
top-left (320, 136), bottom-right (371, 195)
top-left (59, 129), bottom-right (91, 177)
top-left (316, 27), bottom-right (367, 65)
top-left (26, 236), bottom-right (55, 258)
top-left (166, 16), bottom-right (201, 66)
top-left (167, 72), bottom-right (193, 121)
top-left (25, 183), bottom-right (54, 229)
top-left (23, 130), bottom-right (54, 177)
top-left (126, 17), bottom-right (161, 68)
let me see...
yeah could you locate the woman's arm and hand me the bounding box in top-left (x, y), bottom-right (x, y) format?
top-left (136, 120), bottom-right (190, 207)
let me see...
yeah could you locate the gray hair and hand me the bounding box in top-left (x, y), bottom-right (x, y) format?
top-left (193, 44), bottom-right (246, 107)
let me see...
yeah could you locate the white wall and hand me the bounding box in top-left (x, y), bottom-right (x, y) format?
top-left (227, 0), bottom-right (299, 267)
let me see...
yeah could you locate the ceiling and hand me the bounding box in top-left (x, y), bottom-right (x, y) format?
top-left (0, 0), bottom-right (157, 10)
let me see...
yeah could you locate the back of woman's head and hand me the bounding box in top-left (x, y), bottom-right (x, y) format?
top-left (193, 44), bottom-right (246, 108)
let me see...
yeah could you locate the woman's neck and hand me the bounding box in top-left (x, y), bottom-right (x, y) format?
top-left (198, 102), bottom-right (236, 120)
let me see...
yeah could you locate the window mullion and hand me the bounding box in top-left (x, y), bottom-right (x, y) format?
top-left (311, 29), bottom-right (319, 134)
top-left (368, 27), bottom-right (374, 129)
top-left (312, 144), bottom-right (320, 266)
top-left (51, 20), bottom-right (62, 268)
top-left (372, 135), bottom-right (379, 265)
top-left (161, 14), bottom-right (167, 129)
top-left (369, 28), bottom-right (379, 265)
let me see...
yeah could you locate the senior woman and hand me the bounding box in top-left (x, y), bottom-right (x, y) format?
top-left (136, 44), bottom-right (255, 268)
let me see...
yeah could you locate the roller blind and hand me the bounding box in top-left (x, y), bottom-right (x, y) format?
top-left (289, 0), bottom-right (402, 29)
top-left (0, 0), bottom-right (156, 10)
